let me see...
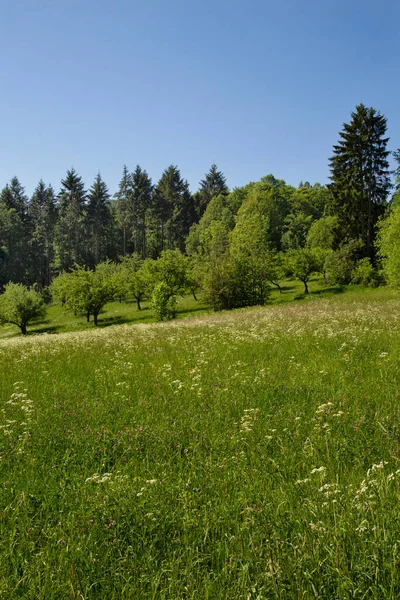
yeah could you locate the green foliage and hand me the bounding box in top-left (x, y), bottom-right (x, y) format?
top-left (329, 104), bottom-right (391, 257)
top-left (377, 205), bottom-right (400, 287)
top-left (325, 239), bottom-right (363, 285)
top-left (285, 248), bottom-right (320, 294)
top-left (196, 164), bottom-right (229, 217)
top-left (151, 281), bottom-right (177, 321)
top-left (202, 256), bottom-right (270, 311)
top-left (0, 282), bottom-right (46, 334)
top-left (51, 263), bottom-right (115, 325)
top-left (351, 257), bottom-right (378, 287)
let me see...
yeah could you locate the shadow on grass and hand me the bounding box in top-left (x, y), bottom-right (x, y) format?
top-left (293, 285), bottom-right (346, 301)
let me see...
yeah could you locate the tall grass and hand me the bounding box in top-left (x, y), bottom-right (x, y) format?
top-left (1, 288), bottom-right (399, 598)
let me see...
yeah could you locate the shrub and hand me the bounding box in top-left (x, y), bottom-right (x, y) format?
top-left (151, 281), bottom-right (178, 321)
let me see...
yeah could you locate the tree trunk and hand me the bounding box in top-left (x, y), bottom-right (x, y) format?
top-left (93, 312), bottom-right (98, 326)
top-left (20, 323), bottom-right (27, 335)
top-left (303, 279), bottom-right (309, 294)
top-left (136, 298), bottom-right (141, 310)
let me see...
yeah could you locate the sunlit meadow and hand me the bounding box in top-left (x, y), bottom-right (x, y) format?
top-left (1, 288), bottom-right (400, 598)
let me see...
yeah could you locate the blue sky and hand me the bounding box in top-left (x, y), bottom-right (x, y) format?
top-left (0, 0), bottom-right (399, 196)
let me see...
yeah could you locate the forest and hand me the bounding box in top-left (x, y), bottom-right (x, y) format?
top-left (1, 103), bottom-right (400, 330)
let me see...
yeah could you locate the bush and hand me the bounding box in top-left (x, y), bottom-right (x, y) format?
top-left (351, 258), bottom-right (378, 287)
top-left (151, 281), bottom-right (178, 321)
top-left (202, 257), bottom-right (270, 311)
top-left (325, 239), bottom-right (362, 285)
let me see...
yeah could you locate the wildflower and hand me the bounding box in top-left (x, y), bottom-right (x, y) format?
top-left (310, 466), bottom-right (326, 475)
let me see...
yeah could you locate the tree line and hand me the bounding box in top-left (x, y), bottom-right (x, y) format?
top-left (1, 103), bottom-right (400, 333)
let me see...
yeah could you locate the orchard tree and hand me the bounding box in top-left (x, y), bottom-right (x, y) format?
top-left (0, 283), bottom-right (46, 335)
top-left (52, 263), bottom-right (115, 325)
top-left (286, 248), bottom-right (320, 294)
top-left (329, 104), bottom-right (391, 257)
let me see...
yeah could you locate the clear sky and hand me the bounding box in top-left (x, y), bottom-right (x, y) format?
top-left (0, 0), bottom-right (399, 196)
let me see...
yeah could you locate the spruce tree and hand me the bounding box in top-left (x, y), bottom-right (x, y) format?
top-left (86, 173), bottom-right (112, 267)
top-left (55, 169), bottom-right (87, 271)
top-left (151, 165), bottom-right (195, 254)
top-left (28, 181), bottom-right (57, 287)
top-left (130, 165), bottom-right (153, 258)
top-left (114, 165), bottom-right (133, 255)
top-left (329, 104), bottom-right (391, 257)
top-left (197, 164), bottom-right (229, 217)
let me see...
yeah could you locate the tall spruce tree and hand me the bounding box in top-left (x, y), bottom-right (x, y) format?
top-left (55, 169), bottom-right (87, 271)
top-left (151, 165), bottom-right (195, 254)
top-left (197, 164), bottom-right (229, 217)
top-left (114, 165), bottom-right (133, 255)
top-left (329, 104), bottom-right (391, 257)
top-left (28, 181), bottom-right (57, 287)
top-left (130, 165), bottom-right (153, 258)
top-left (86, 173), bottom-right (112, 267)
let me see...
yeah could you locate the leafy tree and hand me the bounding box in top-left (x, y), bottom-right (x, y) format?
top-left (52, 263), bottom-right (115, 325)
top-left (151, 281), bottom-right (177, 321)
top-left (285, 248), bottom-right (320, 294)
top-left (329, 104), bottom-right (391, 257)
top-left (55, 169), bottom-right (87, 270)
top-left (0, 282), bottom-right (46, 335)
top-left (86, 173), bottom-right (112, 267)
top-left (306, 216), bottom-right (338, 283)
top-left (324, 239), bottom-right (363, 285)
top-left (281, 212), bottom-right (313, 250)
top-left (119, 253), bottom-right (148, 310)
top-left (377, 205), bottom-right (400, 287)
top-left (392, 150), bottom-right (400, 207)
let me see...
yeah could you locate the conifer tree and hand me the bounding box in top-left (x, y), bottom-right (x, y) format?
top-left (86, 173), bottom-right (112, 267)
top-left (151, 165), bottom-right (195, 254)
top-left (114, 165), bottom-right (133, 255)
top-left (329, 104), bottom-right (391, 257)
top-left (55, 169), bottom-right (87, 271)
top-left (130, 166), bottom-right (153, 258)
top-left (197, 164), bottom-right (229, 217)
top-left (28, 181), bottom-right (57, 287)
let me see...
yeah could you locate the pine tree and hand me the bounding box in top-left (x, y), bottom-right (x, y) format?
top-left (0, 179), bottom-right (28, 284)
top-left (86, 173), bottom-right (112, 267)
top-left (197, 164), bottom-right (229, 217)
top-left (130, 165), bottom-right (153, 258)
top-left (8, 176), bottom-right (28, 220)
top-left (114, 165), bottom-right (133, 255)
top-left (151, 165), bottom-right (195, 254)
top-left (329, 104), bottom-right (391, 257)
top-left (55, 168), bottom-right (87, 271)
top-left (28, 181), bottom-right (57, 287)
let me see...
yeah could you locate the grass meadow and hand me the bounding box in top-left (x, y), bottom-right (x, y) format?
top-left (1, 284), bottom-right (400, 598)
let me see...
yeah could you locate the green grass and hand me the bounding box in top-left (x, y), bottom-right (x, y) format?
top-left (1, 286), bottom-right (400, 598)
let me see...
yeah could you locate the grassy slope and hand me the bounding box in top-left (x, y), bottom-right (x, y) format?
top-left (0, 285), bottom-right (400, 598)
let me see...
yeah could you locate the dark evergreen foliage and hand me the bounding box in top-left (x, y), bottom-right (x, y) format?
top-left (329, 104), bottom-right (391, 257)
